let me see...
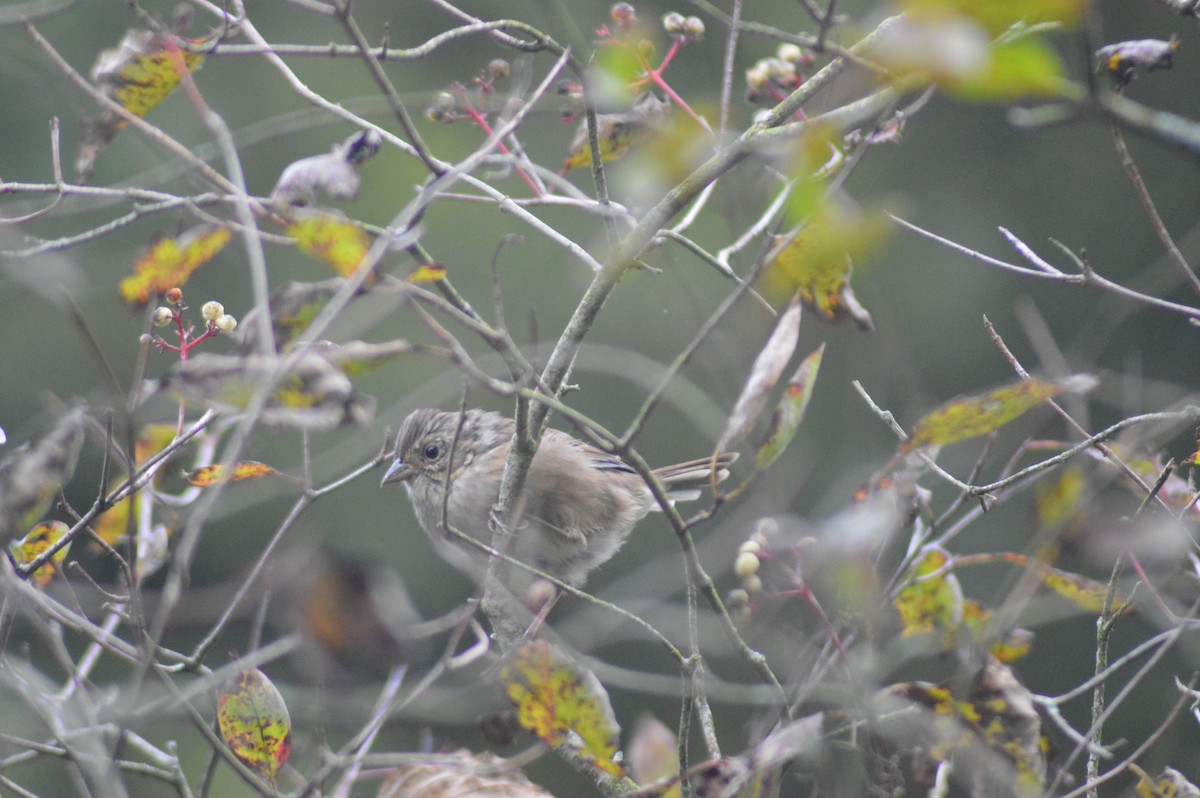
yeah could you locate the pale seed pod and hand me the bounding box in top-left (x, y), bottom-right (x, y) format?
top-left (735, 550), bottom-right (760, 578)
top-left (201, 300), bottom-right (224, 322)
top-left (778, 43), bottom-right (804, 64)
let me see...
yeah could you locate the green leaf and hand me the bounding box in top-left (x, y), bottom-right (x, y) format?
top-left (902, 0), bottom-right (1088, 34)
top-left (902, 376), bottom-right (1094, 452)
top-left (756, 343), bottom-right (824, 470)
top-left (946, 38), bottom-right (1066, 100)
top-left (217, 669), bottom-right (292, 786)
top-left (502, 639), bottom-right (624, 777)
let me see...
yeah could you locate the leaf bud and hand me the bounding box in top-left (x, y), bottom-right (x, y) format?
top-left (201, 301), bottom-right (224, 321)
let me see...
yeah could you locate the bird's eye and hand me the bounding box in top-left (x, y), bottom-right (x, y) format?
top-left (423, 443), bottom-right (441, 460)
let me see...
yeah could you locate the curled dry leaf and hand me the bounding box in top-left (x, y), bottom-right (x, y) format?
top-left (378, 750), bottom-right (555, 798)
top-left (0, 407), bottom-right (86, 540)
top-left (717, 292), bottom-right (802, 453)
top-left (272, 129), bottom-right (382, 209)
top-left (691, 715), bottom-right (822, 798)
top-left (876, 658), bottom-right (1046, 796)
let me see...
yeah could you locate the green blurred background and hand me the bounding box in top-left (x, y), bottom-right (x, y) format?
top-left (3, 0), bottom-right (1200, 794)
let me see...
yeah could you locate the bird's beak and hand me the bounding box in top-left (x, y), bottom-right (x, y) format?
top-left (381, 458), bottom-right (416, 486)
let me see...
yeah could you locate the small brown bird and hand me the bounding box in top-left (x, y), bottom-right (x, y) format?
top-left (381, 408), bottom-right (735, 592)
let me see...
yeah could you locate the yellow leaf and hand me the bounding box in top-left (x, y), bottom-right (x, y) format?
top-left (217, 669), bottom-right (292, 786)
top-left (10, 521), bottom-right (71, 588)
top-left (186, 461), bottom-right (279, 487)
top-left (961, 600), bottom-right (1032, 663)
top-left (92, 29), bottom-right (206, 118)
top-left (1035, 467), bottom-right (1085, 529)
top-left (288, 214), bottom-right (371, 277)
top-left (760, 204), bottom-right (885, 329)
top-left (902, 0), bottom-right (1088, 34)
top-left (1032, 561), bottom-right (1124, 614)
top-left (502, 639), bottom-right (624, 776)
top-left (407, 264), bottom-right (447, 283)
top-left (112, 47), bottom-right (204, 117)
top-left (902, 377), bottom-right (1067, 452)
top-left (135, 423), bottom-right (180, 467)
top-left (120, 226), bottom-right (231, 305)
top-left (94, 485), bottom-right (135, 546)
top-left (894, 547), bottom-right (963, 637)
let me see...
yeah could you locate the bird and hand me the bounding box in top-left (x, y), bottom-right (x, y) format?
top-left (381, 408), bottom-right (735, 597)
